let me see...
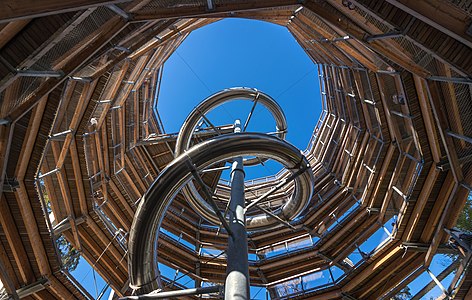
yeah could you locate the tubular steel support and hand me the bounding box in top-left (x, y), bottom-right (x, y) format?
top-left (120, 285), bottom-right (223, 299)
top-left (225, 120), bottom-right (250, 300)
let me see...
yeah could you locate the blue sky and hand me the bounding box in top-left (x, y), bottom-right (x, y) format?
top-left (157, 18), bottom-right (321, 151)
top-left (157, 18), bottom-right (321, 180)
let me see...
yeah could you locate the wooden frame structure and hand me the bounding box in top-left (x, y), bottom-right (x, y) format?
top-left (0, 0), bottom-right (471, 299)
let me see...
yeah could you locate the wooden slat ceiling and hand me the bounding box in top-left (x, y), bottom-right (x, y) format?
top-left (0, 0), bottom-right (471, 299)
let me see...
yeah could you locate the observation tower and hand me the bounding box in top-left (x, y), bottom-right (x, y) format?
top-left (0, 1), bottom-right (471, 299)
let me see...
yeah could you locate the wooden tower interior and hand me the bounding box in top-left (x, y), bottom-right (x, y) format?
top-left (0, 0), bottom-right (472, 299)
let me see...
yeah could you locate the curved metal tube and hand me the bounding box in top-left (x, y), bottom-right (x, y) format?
top-left (175, 87), bottom-right (288, 160)
top-left (128, 133), bottom-right (314, 293)
top-left (175, 87), bottom-right (291, 229)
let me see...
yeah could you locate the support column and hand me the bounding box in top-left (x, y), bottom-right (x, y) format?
top-left (225, 120), bottom-right (249, 300)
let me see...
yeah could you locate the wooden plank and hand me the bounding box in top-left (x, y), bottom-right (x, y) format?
top-left (420, 172), bottom-right (454, 241)
top-left (289, 19), bottom-right (355, 67)
top-left (56, 82), bottom-right (97, 169)
top-left (0, 194), bottom-right (35, 283)
top-left (16, 9), bottom-right (97, 74)
top-left (119, 167), bottom-right (142, 198)
top-left (427, 80), bottom-right (463, 182)
top-left (424, 181), bottom-right (458, 266)
top-left (96, 60), bottom-right (130, 129)
top-left (376, 74), bottom-right (403, 142)
top-left (101, 123), bottom-right (111, 176)
top-left (0, 0), bottom-right (131, 23)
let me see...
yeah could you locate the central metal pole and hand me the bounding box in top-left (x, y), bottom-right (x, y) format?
top-left (225, 120), bottom-right (249, 300)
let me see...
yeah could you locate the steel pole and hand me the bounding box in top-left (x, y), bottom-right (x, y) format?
top-left (225, 120), bottom-right (249, 300)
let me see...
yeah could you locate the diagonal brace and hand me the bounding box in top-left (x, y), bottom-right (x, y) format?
top-left (185, 159), bottom-right (233, 236)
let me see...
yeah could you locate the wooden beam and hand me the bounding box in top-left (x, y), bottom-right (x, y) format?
top-left (0, 19), bottom-right (30, 48)
top-left (14, 182), bottom-right (51, 275)
top-left (124, 154), bottom-right (146, 192)
top-left (15, 96), bottom-right (48, 181)
top-left (96, 60), bottom-right (130, 129)
top-left (51, 141), bottom-right (82, 250)
top-left (70, 137), bottom-right (89, 215)
top-left (403, 166), bottom-right (439, 241)
top-left (84, 218), bottom-right (128, 271)
top-left (0, 0), bottom-right (131, 23)
top-left (132, 0), bottom-right (300, 20)
top-left (385, 0), bottom-right (472, 49)
top-left (342, 242), bottom-right (403, 292)
top-left (0, 124), bottom-right (14, 197)
top-left (427, 81), bottom-right (463, 182)
top-left (357, 252), bottom-right (420, 298)
top-left (413, 76), bottom-right (441, 163)
top-left (55, 82), bottom-right (97, 169)
top-left (0, 239), bottom-right (19, 298)
top-left (104, 191), bottom-right (131, 231)
top-left (109, 179), bottom-right (134, 217)
top-left (424, 182), bottom-right (458, 266)
top-left (47, 276), bottom-right (75, 299)
top-left (370, 144), bottom-right (395, 214)
top-left (0, 195), bottom-right (35, 284)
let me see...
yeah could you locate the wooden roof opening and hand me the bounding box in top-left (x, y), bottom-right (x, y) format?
top-left (0, 0), bottom-right (472, 299)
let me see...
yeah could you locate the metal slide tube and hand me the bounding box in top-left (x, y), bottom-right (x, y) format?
top-left (128, 133), bottom-right (314, 293)
top-left (175, 87), bottom-right (292, 230)
top-left (225, 120), bottom-right (249, 299)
